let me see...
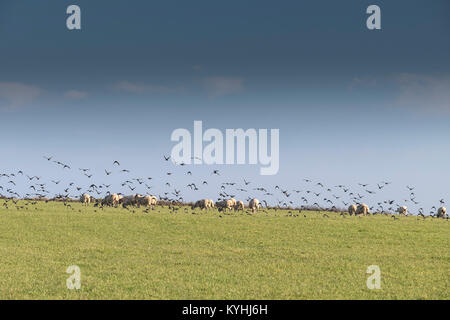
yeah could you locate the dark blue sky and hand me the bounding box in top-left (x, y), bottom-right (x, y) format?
top-left (0, 1), bottom-right (449, 211)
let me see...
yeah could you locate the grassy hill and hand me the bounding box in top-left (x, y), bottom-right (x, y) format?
top-left (0, 200), bottom-right (448, 299)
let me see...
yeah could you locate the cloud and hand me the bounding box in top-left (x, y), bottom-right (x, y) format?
top-left (349, 73), bottom-right (450, 112)
top-left (114, 81), bottom-right (180, 94)
top-left (204, 77), bottom-right (244, 97)
top-left (64, 90), bottom-right (88, 99)
top-left (393, 73), bottom-right (450, 111)
top-left (0, 82), bottom-right (41, 110)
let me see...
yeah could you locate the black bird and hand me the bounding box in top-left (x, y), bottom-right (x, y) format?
top-left (358, 183), bottom-right (369, 187)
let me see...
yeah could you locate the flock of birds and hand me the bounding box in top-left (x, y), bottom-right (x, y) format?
top-left (0, 154), bottom-right (448, 220)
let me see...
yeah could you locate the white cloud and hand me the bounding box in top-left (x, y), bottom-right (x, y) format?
top-left (393, 73), bottom-right (450, 111)
top-left (0, 82), bottom-right (41, 110)
top-left (204, 76), bottom-right (244, 97)
top-left (349, 73), bottom-right (450, 113)
top-left (64, 90), bottom-right (88, 99)
top-left (114, 81), bottom-right (179, 94)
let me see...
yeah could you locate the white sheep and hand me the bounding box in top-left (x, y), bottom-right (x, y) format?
top-left (348, 204), bottom-right (357, 216)
top-left (356, 203), bottom-right (369, 216)
top-left (396, 206), bottom-right (408, 216)
top-left (249, 198), bottom-right (260, 213)
top-left (80, 193), bottom-right (91, 206)
top-left (437, 206), bottom-right (447, 218)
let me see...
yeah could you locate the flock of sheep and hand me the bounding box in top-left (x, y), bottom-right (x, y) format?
top-left (347, 203), bottom-right (447, 218)
top-left (80, 193), bottom-right (448, 218)
top-left (80, 193), bottom-right (157, 208)
top-left (80, 193), bottom-right (261, 212)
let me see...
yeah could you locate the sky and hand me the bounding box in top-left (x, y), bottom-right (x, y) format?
top-left (0, 0), bottom-right (449, 213)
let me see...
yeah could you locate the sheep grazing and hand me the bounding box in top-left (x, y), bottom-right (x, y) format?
top-left (356, 203), bottom-right (369, 216)
top-left (112, 193), bottom-right (122, 206)
top-left (136, 195), bottom-right (151, 207)
top-left (192, 199), bottom-right (208, 210)
top-left (135, 194), bottom-right (144, 206)
top-left (437, 206), bottom-right (447, 218)
top-left (206, 199), bottom-right (215, 209)
top-left (234, 200), bottom-right (245, 211)
top-left (122, 195), bottom-right (138, 208)
top-left (102, 193), bottom-right (121, 207)
top-left (102, 194), bottom-right (113, 206)
top-left (249, 198), bottom-right (260, 213)
top-left (80, 193), bottom-right (91, 206)
top-left (149, 195), bottom-right (158, 206)
top-left (396, 206), bottom-right (408, 216)
top-left (348, 204), bottom-right (357, 216)
top-left (216, 199), bottom-right (234, 212)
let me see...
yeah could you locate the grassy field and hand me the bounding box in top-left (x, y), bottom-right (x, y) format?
top-left (0, 200), bottom-right (448, 299)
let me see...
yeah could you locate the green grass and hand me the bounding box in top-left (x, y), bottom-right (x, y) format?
top-left (0, 200), bottom-right (448, 299)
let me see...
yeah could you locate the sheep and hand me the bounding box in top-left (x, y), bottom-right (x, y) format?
top-left (437, 206), bottom-right (447, 218)
top-left (80, 193), bottom-right (91, 206)
top-left (134, 194), bottom-right (144, 206)
top-left (102, 193), bottom-right (121, 207)
top-left (348, 204), bottom-right (357, 216)
top-left (136, 195), bottom-right (152, 207)
top-left (234, 200), bottom-right (245, 211)
top-left (122, 195), bottom-right (138, 208)
top-left (249, 198), bottom-right (260, 213)
top-left (192, 199), bottom-right (208, 210)
top-left (206, 199), bottom-right (215, 209)
top-left (149, 195), bottom-right (158, 206)
top-left (229, 198), bottom-right (237, 207)
top-left (216, 199), bottom-right (234, 212)
top-left (102, 194), bottom-right (113, 206)
top-left (356, 203), bottom-right (369, 216)
top-left (396, 206), bottom-right (408, 216)
top-left (112, 193), bottom-right (122, 207)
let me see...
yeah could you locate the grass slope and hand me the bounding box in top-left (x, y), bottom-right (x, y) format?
top-left (0, 200), bottom-right (448, 299)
